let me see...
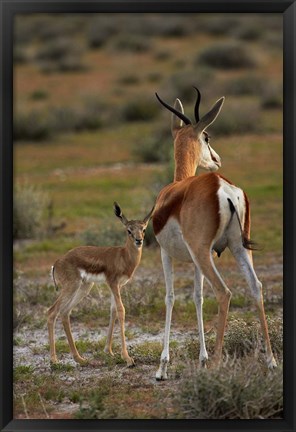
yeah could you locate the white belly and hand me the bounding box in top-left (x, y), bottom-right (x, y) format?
top-left (156, 217), bottom-right (192, 262)
top-left (79, 269), bottom-right (106, 284)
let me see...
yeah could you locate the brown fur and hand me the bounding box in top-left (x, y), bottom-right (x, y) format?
top-left (174, 127), bottom-right (201, 181)
top-left (48, 207), bottom-right (154, 367)
top-left (153, 93), bottom-right (276, 378)
top-left (53, 241), bottom-right (141, 287)
top-left (153, 173), bottom-right (220, 236)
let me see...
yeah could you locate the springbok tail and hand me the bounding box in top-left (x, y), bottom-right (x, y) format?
top-left (51, 265), bottom-right (58, 290)
top-left (227, 198), bottom-right (259, 251)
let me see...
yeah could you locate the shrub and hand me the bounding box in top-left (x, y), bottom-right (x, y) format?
top-left (199, 16), bottom-right (240, 36)
top-left (147, 15), bottom-right (191, 37)
top-left (261, 83), bottom-right (283, 109)
top-left (117, 74), bottom-right (141, 86)
top-left (110, 14), bottom-right (195, 38)
top-left (198, 42), bottom-right (256, 69)
top-left (169, 68), bottom-right (215, 102)
top-left (29, 89), bottom-right (49, 101)
top-left (128, 341), bottom-right (162, 364)
top-left (35, 37), bottom-right (86, 73)
top-left (14, 15), bottom-right (42, 44)
top-left (120, 97), bottom-right (159, 122)
top-left (87, 19), bottom-right (117, 49)
top-left (13, 44), bottom-right (30, 64)
top-left (133, 127), bottom-right (171, 163)
top-left (234, 23), bottom-right (263, 41)
top-left (52, 104), bottom-right (103, 133)
top-left (14, 109), bottom-right (53, 141)
top-left (224, 318), bottom-right (259, 356)
top-left (111, 34), bottom-right (152, 53)
top-left (177, 357), bottom-right (283, 419)
top-left (13, 183), bottom-right (48, 239)
top-left (14, 98), bottom-right (106, 141)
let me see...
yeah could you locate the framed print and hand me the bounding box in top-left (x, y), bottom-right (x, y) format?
top-left (1, 1), bottom-right (295, 431)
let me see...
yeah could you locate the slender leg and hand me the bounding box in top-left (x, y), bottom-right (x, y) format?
top-left (229, 245), bottom-right (277, 368)
top-left (59, 281), bottom-right (93, 364)
top-left (61, 313), bottom-right (87, 364)
top-left (186, 242), bottom-right (231, 366)
top-left (104, 293), bottom-right (117, 356)
top-left (47, 299), bottom-right (60, 364)
top-left (112, 286), bottom-right (134, 367)
top-left (193, 265), bottom-right (208, 367)
top-left (156, 248), bottom-right (174, 380)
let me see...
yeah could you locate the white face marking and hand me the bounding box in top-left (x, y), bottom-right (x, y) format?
top-left (199, 134), bottom-right (221, 171)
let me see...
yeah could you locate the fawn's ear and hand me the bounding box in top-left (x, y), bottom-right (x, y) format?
top-left (114, 202), bottom-right (128, 226)
top-left (143, 205), bottom-right (155, 226)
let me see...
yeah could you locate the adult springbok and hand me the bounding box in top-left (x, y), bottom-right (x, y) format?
top-left (153, 89), bottom-right (277, 380)
top-left (48, 202), bottom-right (154, 366)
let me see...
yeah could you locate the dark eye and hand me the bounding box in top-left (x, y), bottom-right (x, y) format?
top-left (143, 229), bottom-right (146, 234)
top-left (205, 136), bottom-right (209, 144)
top-left (127, 229), bottom-right (132, 235)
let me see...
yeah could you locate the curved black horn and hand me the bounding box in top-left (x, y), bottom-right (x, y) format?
top-left (193, 86), bottom-right (201, 123)
top-left (155, 93), bottom-right (192, 125)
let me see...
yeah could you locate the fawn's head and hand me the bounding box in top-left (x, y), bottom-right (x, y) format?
top-left (155, 88), bottom-right (224, 175)
top-left (114, 202), bottom-right (155, 248)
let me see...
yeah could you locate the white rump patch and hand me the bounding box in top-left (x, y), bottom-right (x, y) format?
top-left (215, 177), bottom-right (246, 243)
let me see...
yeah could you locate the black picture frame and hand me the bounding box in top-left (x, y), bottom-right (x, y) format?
top-left (1, 1), bottom-right (295, 431)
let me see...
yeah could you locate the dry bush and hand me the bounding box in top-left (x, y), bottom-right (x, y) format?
top-left (133, 124), bottom-right (171, 163)
top-left (198, 15), bottom-right (240, 36)
top-left (197, 42), bottom-right (257, 70)
top-left (111, 34), bottom-right (152, 53)
top-left (13, 183), bottom-right (49, 240)
top-left (168, 68), bottom-right (215, 103)
top-left (87, 19), bottom-right (117, 49)
top-left (261, 83), bottom-right (283, 109)
top-left (14, 109), bottom-right (53, 141)
top-left (34, 37), bottom-right (87, 73)
top-left (52, 104), bottom-right (103, 133)
top-left (120, 97), bottom-right (159, 122)
top-left (177, 356), bottom-right (283, 419)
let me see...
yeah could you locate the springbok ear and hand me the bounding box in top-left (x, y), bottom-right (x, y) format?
top-left (171, 98), bottom-right (185, 138)
top-left (142, 205), bottom-right (155, 226)
top-left (195, 97), bottom-right (225, 134)
top-left (113, 202), bottom-right (128, 226)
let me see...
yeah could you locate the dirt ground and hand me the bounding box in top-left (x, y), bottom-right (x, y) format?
top-left (13, 252), bottom-right (283, 419)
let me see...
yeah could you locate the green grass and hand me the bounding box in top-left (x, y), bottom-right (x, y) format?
top-left (14, 365), bottom-right (35, 381)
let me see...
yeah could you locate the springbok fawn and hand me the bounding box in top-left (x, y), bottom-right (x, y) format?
top-left (48, 202), bottom-right (154, 366)
top-left (153, 89), bottom-right (277, 380)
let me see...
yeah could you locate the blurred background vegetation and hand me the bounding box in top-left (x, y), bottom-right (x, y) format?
top-left (14, 12), bottom-right (282, 264)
